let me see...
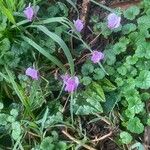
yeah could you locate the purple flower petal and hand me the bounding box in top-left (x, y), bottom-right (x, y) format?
top-left (25, 67), bottom-right (39, 80)
top-left (24, 3), bottom-right (39, 21)
top-left (64, 76), bottom-right (79, 93)
top-left (107, 13), bottom-right (121, 29)
top-left (91, 50), bottom-right (104, 63)
top-left (61, 74), bottom-right (70, 84)
top-left (62, 74), bottom-right (79, 93)
top-left (73, 19), bottom-right (84, 32)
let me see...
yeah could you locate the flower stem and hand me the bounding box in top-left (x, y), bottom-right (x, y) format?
top-left (98, 62), bottom-right (109, 75)
top-left (70, 93), bottom-right (74, 124)
top-left (90, 0), bottom-right (114, 13)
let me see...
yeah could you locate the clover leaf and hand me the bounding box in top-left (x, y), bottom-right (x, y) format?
top-left (124, 6), bottom-right (140, 20)
top-left (122, 23), bottom-right (137, 35)
top-left (81, 63), bottom-right (94, 76)
top-left (82, 76), bottom-right (92, 85)
top-left (127, 117), bottom-right (144, 134)
top-left (113, 42), bottom-right (126, 55)
top-left (120, 131), bottom-right (132, 144)
top-left (136, 70), bottom-right (150, 89)
top-left (93, 68), bottom-right (105, 80)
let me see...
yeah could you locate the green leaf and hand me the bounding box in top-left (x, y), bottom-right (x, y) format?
top-left (91, 82), bottom-right (105, 101)
top-left (104, 49), bottom-right (116, 65)
top-left (126, 55), bottom-right (138, 65)
top-left (135, 42), bottom-right (150, 59)
top-left (11, 122), bottom-right (21, 140)
top-left (136, 70), bottom-right (150, 89)
top-left (137, 15), bottom-right (150, 30)
top-left (73, 91), bottom-right (103, 115)
top-left (122, 23), bottom-right (136, 35)
top-left (124, 6), bottom-right (140, 20)
top-left (0, 113), bottom-right (8, 125)
top-left (57, 2), bottom-right (68, 17)
top-left (81, 76), bottom-right (92, 85)
top-left (45, 112), bottom-right (63, 127)
top-left (113, 42), bottom-right (126, 55)
top-left (115, 77), bottom-right (124, 87)
top-left (10, 109), bottom-right (18, 117)
top-left (101, 78), bottom-right (116, 92)
top-left (103, 92), bottom-right (120, 113)
top-left (40, 137), bottom-right (55, 150)
top-left (129, 142), bottom-right (144, 150)
top-left (81, 63), bottom-right (94, 76)
top-left (127, 98), bottom-right (144, 114)
top-left (22, 36), bottom-right (66, 72)
top-left (100, 22), bottom-right (112, 38)
top-left (127, 117), bottom-right (144, 134)
top-left (32, 25), bottom-right (74, 75)
top-left (117, 66), bottom-right (127, 76)
top-left (120, 131), bottom-right (132, 144)
top-left (0, 1), bottom-right (16, 24)
top-left (93, 68), bottom-right (105, 80)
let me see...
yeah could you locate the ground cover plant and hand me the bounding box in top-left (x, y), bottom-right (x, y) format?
top-left (0, 0), bottom-right (150, 149)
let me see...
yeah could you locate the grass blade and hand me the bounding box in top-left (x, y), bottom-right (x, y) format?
top-left (65, 0), bottom-right (79, 16)
top-left (0, 1), bottom-right (16, 24)
top-left (22, 36), bottom-right (66, 72)
top-left (32, 25), bottom-right (74, 75)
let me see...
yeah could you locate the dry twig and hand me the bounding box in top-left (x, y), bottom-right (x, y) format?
top-left (92, 131), bottom-right (113, 142)
top-left (62, 130), bottom-right (96, 150)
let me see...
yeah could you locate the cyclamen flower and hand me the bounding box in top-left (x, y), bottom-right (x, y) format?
top-left (91, 50), bottom-right (104, 63)
top-left (24, 3), bottom-right (39, 21)
top-left (73, 19), bottom-right (84, 32)
top-left (62, 74), bottom-right (79, 93)
top-left (25, 67), bottom-right (39, 80)
top-left (107, 13), bottom-right (121, 29)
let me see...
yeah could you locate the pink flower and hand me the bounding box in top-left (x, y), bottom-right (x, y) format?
top-left (62, 74), bottom-right (79, 93)
top-left (91, 50), bottom-right (104, 63)
top-left (24, 3), bottom-right (39, 21)
top-left (25, 67), bottom-right (39, 80)
top-left (73, 19), bottom-right (84, 32)
top-left (107, 13), bottom-right (121, 29)
top-left (61, 74), bottom-right (70, 84)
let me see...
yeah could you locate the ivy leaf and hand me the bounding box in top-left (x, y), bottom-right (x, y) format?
top-left (126, 55), bottom-right (138, 65)
top-left (125, 108), bottom-right (135, 119)
top-left (127, 117), bottom-right (144, 134)
top-left (137, 15), bottom-right (150, 30)
top-left (93, 68), bottom-right (105, 80)
top-left (81, 76), bottom-right (92, 86)
top-left (10, 109), bottom-right (18, 117)
top-left (113, 42), bottom-right (126, 55)
top-left (128, 98), bottom-right (144, 114)
top-left (81, 63), bottom-right (94, 76)
top-left (135, 42), bottom-right (150, 59)
top-left (122, 23), bottom-right (136, 35)
top-left (104, 49), bottom-right (116, 65)
top-left (124, 6), bottom-right (140, 20)
top-left (117, 66), bottom-right (127, 76)
top-left (136, 70), bottom-right (150, 89)
top-left (120, 131), bottom-right (132, 144)
top-left (40, 137), bottom-right (55, 150)
top-left (115, 77), bottom-right (124, 87)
